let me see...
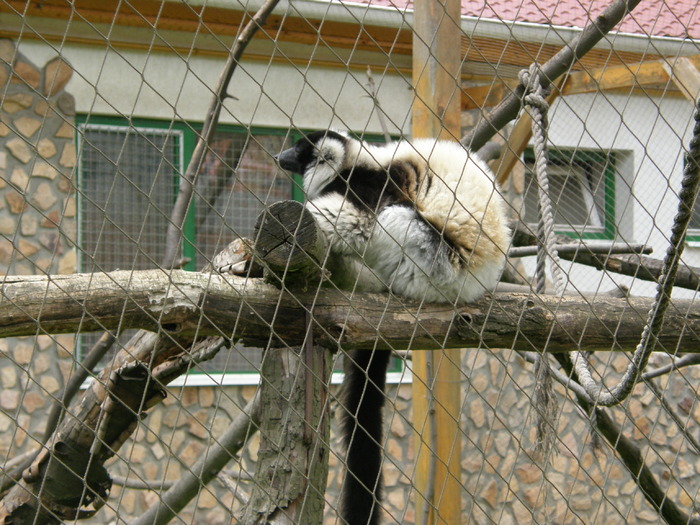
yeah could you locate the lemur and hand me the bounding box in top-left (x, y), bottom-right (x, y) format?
top-left (234, 130), bottom-right (510, 525)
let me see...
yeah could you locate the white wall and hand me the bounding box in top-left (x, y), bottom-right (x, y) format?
top-left (534, 92), bottom-right (699, 298)
top-left (17, 40), bottom-right (413, 136)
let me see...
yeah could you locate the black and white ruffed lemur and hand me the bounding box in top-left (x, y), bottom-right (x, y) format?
top-left (272, 130), bottom-right (510, 525)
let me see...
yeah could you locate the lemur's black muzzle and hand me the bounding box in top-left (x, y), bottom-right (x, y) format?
top-left (275, 147), bottom-right (303, 174)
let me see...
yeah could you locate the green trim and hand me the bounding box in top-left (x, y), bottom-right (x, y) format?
top-left (683, 155), bottom-right (700, 242)
top-left (180, 128), bottom-right (198, 271)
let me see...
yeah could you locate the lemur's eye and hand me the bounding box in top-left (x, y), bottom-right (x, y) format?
top-left (316, 150), bottom-right (329, 164)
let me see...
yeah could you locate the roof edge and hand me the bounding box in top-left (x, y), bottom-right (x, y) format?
top-left (184, 0), bottom-right (700, 56)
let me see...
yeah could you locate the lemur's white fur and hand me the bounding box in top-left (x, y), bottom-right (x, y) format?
top-left (298, 132), bottom-right (511, 304)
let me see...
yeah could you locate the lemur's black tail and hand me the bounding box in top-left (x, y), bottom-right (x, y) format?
top-left (339, 349), bottom-right (391, 525)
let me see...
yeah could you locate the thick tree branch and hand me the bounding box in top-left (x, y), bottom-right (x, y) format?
top-left (3, 270), bottom-right (700, 353)
top-left (0, 328), bottom-right (233, 523)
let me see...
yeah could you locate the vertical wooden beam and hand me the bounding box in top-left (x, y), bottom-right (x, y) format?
top-left (412, 0), bottom-right (462, 141)
top-left (411, 0), bottom-right (463, 523)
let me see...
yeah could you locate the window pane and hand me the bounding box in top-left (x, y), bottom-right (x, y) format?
top-left (79, 125), bottom-right (179, 272)
top-left (78, 124), bottom-right (180, 366)
top-left (194, 132), bottom-right (292, 269)
top-left (524, 150), bottom-right (612, 236)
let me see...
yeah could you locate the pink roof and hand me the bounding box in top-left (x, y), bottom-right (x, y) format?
top-left (355, 0), bottom-right (700, 40)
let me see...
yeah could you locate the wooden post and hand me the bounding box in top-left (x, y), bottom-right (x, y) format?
top-left (412, 0), bottom-right (463, 523)
top-left (412, 0), bottom-right (462, 142)
top-left (239, 201), bottom-right (333, 524)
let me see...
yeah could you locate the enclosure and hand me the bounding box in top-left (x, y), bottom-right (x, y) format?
top-left (0, 0), bottom-right (699, 523)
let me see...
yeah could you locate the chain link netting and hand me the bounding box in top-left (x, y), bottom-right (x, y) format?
top-left (1, 0), bottom-right (700, 524)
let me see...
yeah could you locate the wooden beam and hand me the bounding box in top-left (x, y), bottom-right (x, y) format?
top-left (411, 0), bottom-right (462, 140)
top-left (664, 56), bottom-right (700, 101)
top-left (0, 0), bottom-right (413, 56)
top-left (563, 58), bottom-right (671, 96)
top-left (411, 0), bottom-right (463, 522)
top-left (462, 55), bottom-right (700, 111)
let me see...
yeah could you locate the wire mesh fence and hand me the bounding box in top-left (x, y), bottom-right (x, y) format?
top-left (1, 0), bottom-right (700, 524)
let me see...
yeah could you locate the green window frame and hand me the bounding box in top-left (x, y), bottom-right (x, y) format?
top-left (75, 116), bottom-right (402, 383)
top-left (523, 148), bottom-right (617, 240)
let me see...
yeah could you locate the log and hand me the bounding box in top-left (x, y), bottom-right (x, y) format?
top-left (238, 342), bottom-right (332, 524)
top-left (3, 270), bottom-right (700, 353)
top-left (253, 200), bottom-right (327, 286)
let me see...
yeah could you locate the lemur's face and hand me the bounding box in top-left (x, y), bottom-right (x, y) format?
top-left (277, 131), bottom-right (347, 198)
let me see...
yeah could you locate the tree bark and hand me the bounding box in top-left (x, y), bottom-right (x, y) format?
top-left (238, 341), bottom-right (332, 524)
top-left (3, 270), bottom-right (700, 353)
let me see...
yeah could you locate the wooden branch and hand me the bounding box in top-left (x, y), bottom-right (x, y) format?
top-left (162, 0), bottom-right (281, 267)
top-left (3, 269), bottom-right (700, 353)
top-left (0, 328), bottom-right (203, 523)
top-left (509, 242), bottom-right (651, 258)
top-left (461, 0), bottom-right (644, 151)
top-left (559, 251), bottom-right (700, 291)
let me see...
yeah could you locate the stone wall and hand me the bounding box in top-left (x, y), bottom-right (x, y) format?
top-left (0, 39), bottom-right (76, 276)
top-left (0, 39), bottom-right (78, 470)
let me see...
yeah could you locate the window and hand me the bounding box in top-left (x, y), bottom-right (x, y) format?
top-left (523, 149), bottom-right (616, 239)
top-left (688, 205), bottom-right (700, 240)
top-left (77, 118), bottom-right (295, 378)
top-left (78, 124), bottom-right (180, 273)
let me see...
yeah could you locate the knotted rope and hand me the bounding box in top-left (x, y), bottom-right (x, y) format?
top-left (520, 65), bottom-right (561, 454)
top-left (522, 67), bottom-right (700, 408)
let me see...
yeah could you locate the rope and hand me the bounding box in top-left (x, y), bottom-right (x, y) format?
top-left (572, 96), bottom-right (700, 406)
top-left (520, 65), bottom-right (561, 454)
top-left (520, 66), bottom-right (567, 296)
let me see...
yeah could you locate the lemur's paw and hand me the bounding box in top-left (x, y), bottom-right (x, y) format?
top-left (210, 238), bottom-right (261, 276)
